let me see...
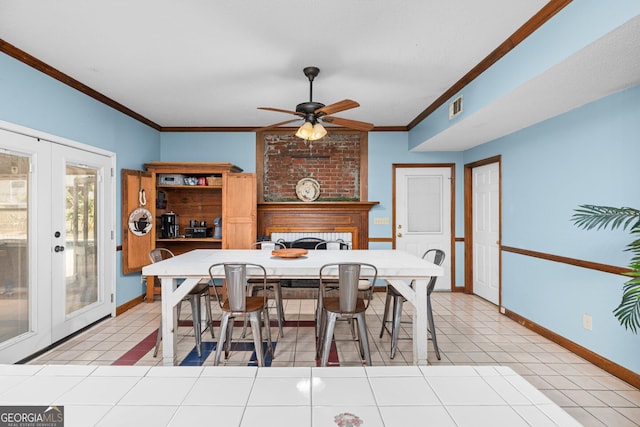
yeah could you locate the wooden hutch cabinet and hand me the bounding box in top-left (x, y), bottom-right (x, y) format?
top-left (121, 162), bottom-right (256, 302)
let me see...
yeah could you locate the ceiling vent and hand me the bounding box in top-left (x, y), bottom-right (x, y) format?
top-left (449, 95), bottom-right (463, 120)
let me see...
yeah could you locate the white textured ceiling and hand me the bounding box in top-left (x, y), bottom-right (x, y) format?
top-left (0, 1), bottom-right (638, 150)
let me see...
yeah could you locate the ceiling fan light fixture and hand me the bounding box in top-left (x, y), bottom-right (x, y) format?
top-left (295, 121), bottom-right (314, 140)
top-left (295, 121), bottom-right (327, 141)
top-left (311, 123), bottom-right (327, 139)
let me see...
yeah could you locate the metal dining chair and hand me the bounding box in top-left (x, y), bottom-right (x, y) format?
top-left (246, 241), bottom-right (285, 337)
top-left (379, 249), bottom-right (445, 360)
top-left (316, 262), bottom-right (377, 367)
top-left (208, 262), bottom-right (274, 367)
top-left (291, 236), bottom-right (325, 249)
top-left (313, 239), bottom-right (370, 336)
top-left (149, 248), bottom-right (214, 358)
top-left (314, 239), bottom-right (350, 250)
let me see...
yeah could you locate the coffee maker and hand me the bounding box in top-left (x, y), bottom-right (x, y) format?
top-left (161, 212), bottom-right (179, 238)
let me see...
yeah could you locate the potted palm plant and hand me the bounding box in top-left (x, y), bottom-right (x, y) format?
top-left (572, 205), bottom-right (640, 333)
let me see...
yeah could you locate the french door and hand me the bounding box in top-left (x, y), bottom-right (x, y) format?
top-left (0, 125), bottom-right (115, 363)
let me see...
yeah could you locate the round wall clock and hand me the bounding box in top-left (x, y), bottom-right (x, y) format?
top-left (295, 177), bottom-right (320, 202)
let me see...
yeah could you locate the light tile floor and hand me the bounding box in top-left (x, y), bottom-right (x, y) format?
top-left (24, 292), bottom-right (640, 426)
top-left (0, 364), bottom-right (581, 427)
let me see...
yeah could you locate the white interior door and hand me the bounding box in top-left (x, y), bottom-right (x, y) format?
top-left (395, 166), bottom-right (452, 290)
top-left (0, 125), bottom-right (115, 362)
top-left (472, 162), bottom-right (500, 305)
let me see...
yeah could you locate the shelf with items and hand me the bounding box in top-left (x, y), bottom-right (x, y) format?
top-left (155, 181), bottom-right (223, 242)
top-left (138, 162), bottom-right (255, 302)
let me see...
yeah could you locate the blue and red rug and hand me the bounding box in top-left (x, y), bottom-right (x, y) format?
top-left (112, 320), bottom-right (340, 367)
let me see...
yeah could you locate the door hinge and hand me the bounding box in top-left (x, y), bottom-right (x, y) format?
top-left (111, 167), bottom-right (114, 177)
top-left (111, 293), bottom-right (114, 303)
top-left (111, 230), bottom-right (115, 240)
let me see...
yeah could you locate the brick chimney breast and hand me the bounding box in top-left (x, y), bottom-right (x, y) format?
top-left (263, 133), bottom-right (360, 201)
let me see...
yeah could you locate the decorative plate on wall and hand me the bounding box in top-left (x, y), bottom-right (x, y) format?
top-left (128, 207), bottom-right (153, 236)
top-left (295, 177), bottom-right (320, 202)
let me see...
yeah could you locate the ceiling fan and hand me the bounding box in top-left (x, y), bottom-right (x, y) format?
top-left (256, 66), bottom-right (374, 140)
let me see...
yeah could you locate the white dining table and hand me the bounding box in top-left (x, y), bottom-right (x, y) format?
top-left (141, 249), bottom-right (443, 366)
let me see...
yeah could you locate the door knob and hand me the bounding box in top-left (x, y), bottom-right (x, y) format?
top-left (397, 232), bottom-right (403, 238)
top-left (54, 245), bottom-right (65, 252)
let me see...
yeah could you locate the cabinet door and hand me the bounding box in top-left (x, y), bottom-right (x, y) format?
top-left (222, 173), bottom-right (256, 249)
top-left (121, 169), bottom-right (155, 274)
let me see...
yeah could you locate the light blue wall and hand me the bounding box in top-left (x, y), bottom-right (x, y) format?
top-left (367, 132), bottom-right (466, 283)
top-left (160, 132), bottom-right (256, 172)
top-left (464, 85), bottom-right (640, 373)
top-left (0, 52), bottom-right (160, 306)
top-left (409, 0), bottom-right (640, 150)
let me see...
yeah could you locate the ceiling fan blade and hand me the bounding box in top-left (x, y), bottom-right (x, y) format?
top-left (258, 107), bottom-right (305, 116)
top-left (315, 99), bottom-right (360, 117)
top-left (321, 116), bottom-right (374, 131)
top-left (254, 118), bottom-right (302, 132)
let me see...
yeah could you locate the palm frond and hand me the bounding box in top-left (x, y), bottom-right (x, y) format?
top-left (571, 205), bottom-right (640, 231)
top-left (573, 204), bottom-right (640, 334)
top-left (613, 276), bottom-right (640, 333)
top-left (627, 237), bottom-right (640, 264)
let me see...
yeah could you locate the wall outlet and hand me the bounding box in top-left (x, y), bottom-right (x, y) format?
top-left (583, 314), bottom-right (593, 331)
top-left (374, 217), bottom-right (389, 225)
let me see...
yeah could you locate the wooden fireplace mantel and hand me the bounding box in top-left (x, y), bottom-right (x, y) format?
top-left (257, 201), bottom-right (379, 249)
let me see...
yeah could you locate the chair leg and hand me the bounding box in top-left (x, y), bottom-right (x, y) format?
top-left (249, 312), bottom-right (264, 367)
top-left (225, 319), bottom-right (234, 359)
top-left (354, 318), bottom-right (365, 359)
top-left (189, 295), bottom-right (202, 357)
top-left (356, 313), bottom-right (372, 366)
top-left (241, 285), bottom-right (255, 338)
top-left (315, 292), bottom-right (322, 337)
top-left (316, 308), bottom-right (326, 359)
top-left (204, 290), bottom-right (215, 339)
top-left (379, 291), bottom-right (392, 338)
top-left (320, 312), bottom-right (338, 367)
top-left (274, 283), bottom-right (285, 337)
top-left (348, 319), bottom-right (357, 340)
top-left (263, 307), bottom-right (274, 359)
top-left (427, 294), bottom-right (441, 360)
top-left (214, 313), bottom-right (230, 366)
top-left (390, 295), bottom-right (404, 359)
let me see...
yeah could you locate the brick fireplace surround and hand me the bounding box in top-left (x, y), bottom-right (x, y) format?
top-left (256, 130), bottom-right (377, 249)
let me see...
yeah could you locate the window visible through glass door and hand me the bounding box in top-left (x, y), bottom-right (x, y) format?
top-left (0, 152), bottom-right (29, 343)
top-left (64, 164), bottom-right (98, 315)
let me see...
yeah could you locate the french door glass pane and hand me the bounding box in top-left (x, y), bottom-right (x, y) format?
top-left (65, 164), bottom-right (98, 314)
top-left (0, 152), bottom-right (29, 342)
